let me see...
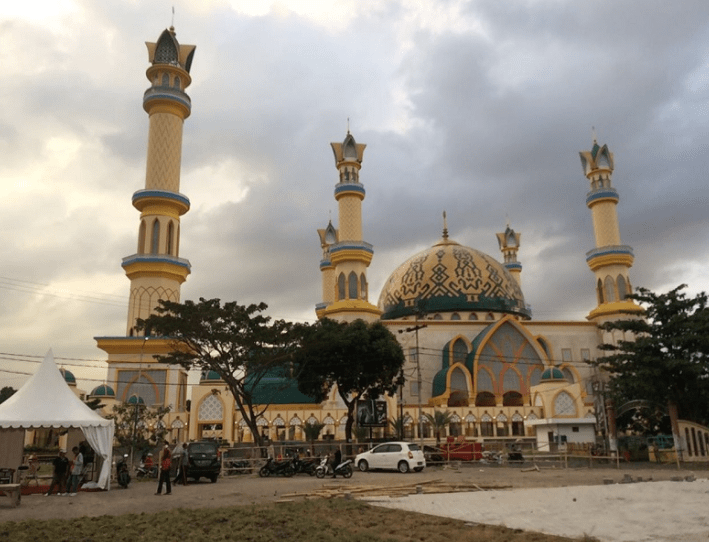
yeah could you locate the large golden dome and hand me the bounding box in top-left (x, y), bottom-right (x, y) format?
top-left (377, 237), bottom-right (530, 320)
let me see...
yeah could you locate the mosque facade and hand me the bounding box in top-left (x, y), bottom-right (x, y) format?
top-left (93, 28), bottom-right (643, 452)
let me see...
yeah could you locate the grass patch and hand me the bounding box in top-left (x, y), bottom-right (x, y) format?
top-left (0, 499), bottom-right (584, 542)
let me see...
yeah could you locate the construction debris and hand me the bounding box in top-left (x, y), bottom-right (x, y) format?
top-left (279, 479), bottom-right (511, 500)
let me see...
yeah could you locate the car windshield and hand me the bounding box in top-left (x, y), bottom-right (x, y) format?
top-left (190, 444), bottom-right (216, 454)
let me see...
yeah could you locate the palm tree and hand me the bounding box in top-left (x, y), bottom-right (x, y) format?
top-left (423, 410), bottom-right (454, 445)
top-left (303, 422), bottom-right (325, 455)
top-left (389, 416), bottom-right (406, 440)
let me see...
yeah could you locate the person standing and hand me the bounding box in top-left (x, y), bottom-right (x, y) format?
top-left (67, 446), bottom-right (83, 496)
top-left (173, 443), bottom-right (188, 485)
top-left (45, 449), bottom-right (69, 496)
top-left (155, 443), bottom-right (172, 495)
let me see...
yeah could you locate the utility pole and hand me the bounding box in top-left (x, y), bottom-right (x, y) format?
top-left (399, 310), bottom-right (427, 448)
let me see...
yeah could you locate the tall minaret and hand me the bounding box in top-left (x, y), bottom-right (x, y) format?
top-left (496, 224), bottom-right (522, 288)
top-left (579, 139), bottom-right (642, 323)
top-left (95, 28), bottom-right (195, 429)
top-left (316, 131), bottom-right (381, 322)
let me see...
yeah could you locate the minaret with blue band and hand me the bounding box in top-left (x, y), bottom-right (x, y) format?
top-left (122, 27), bottom-right (196, 336)
top-left (579, 139), bottom-right (642, 322)
top-left (496, 224), bottom-right (522, 289)
top-left (316, 131), bottom-right (381, 322)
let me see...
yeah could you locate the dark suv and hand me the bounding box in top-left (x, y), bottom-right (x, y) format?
top-left (184, 441), bottom-right (220, 483)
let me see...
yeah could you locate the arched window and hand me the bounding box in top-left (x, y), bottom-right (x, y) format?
top-left (161, 73), bottom-right (169, 86)
top-left (597, 278), bottom-right (604, 304)
top-left (475, 392), bottom-right (496, 407)
top-left (432, 314), bottom-right (443, 320)
top-left (151, 219), bottom-right (160, 254)
top-left (176, 224), bottom-right (180, 256)
top-left (451, 313), bottom-right (461, 320)
top-left (503, 391), bottom-right (523, 407)
top-left (348, 271), bottom-right (358, 299)
top-left (166, 221), bottom-right (174, 255)
top-left (337, 273), bottom-right (346, 301)
top-left (360, 274), bottom-right (367, 300)
top-left (468, 313), bottom-right (478, 320)
top-left (617, 275), bottom-right (628, 300)
top-left (604, 276), bottom-right (616, 302)
top-left (174, 76), bottom-right (181, 89)
top-left (138, 220), bottom-right (146, 253)
top-left (553, 391), bottom-right (577, 416)
top-left (452, 339), bottom-right (467, 364)
top-left (485, 313), bottom-right (494, 321)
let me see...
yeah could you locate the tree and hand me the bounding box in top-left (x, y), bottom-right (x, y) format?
top-left (138, 298), bottom-right (298, 448)
top-left (596, 285), bottom-right (709, 433)
top-left (292, 318), bottom-right (406, 442)
top-left (303, 422), bottom-right (324, 455)
top-left (0, 386), bottom-right (16, 404)
top-left (110, 402), bottom-right (171, 453)
top-left (423, 410), bottom-right (454, 445)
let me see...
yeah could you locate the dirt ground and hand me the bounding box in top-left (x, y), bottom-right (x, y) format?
top-left (2, 461), bottom-right (706, 523)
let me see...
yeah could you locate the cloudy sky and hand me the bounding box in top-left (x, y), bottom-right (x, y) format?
top-left (2, 0), bottom-right (708, 391)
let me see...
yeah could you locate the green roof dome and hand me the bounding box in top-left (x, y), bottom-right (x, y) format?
top-left (378, 237), bottom-right (529, 320)
top-left (200, 370), bottom-right (223, 382)
top-left (59, 368), bottom-right (76, 384)
top-left (541, 367), bottom-right (566, 381)
top-left (91, 384), bottom-right (115, 397)
top-left (126, 395), bottom-right (145, 405)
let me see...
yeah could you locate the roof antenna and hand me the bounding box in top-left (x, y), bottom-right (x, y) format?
top-left (592, 125), bottom-right (597, 144)
top-left (442, 211), bottom-right (449, 240)
top-left (347, 117), bottom-right (350, 134)
top-left (171, 6), bottom-right (175, 29)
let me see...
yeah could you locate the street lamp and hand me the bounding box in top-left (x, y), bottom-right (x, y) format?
top-left (129, 336), bottom-right (150, 471)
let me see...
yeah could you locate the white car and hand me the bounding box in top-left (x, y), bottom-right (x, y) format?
top-left (355, 441), bottom-right (426, 473)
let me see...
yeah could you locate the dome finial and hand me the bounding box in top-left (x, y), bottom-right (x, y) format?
top-left (592, 125), bottom-right (597, 144)
top-left (442, 211), bottom-right (448, 240)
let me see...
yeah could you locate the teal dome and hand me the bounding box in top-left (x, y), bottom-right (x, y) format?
top-left (200, 370), bottom-right (223, 383)
top-left (91, 384), bottom-right (115, 397)
top-left (60, 368), bottom-right (76, 384)
top-left (540, 367), bottom-right (566, 381)
top-left (126, 395), bottom-right (145, 405)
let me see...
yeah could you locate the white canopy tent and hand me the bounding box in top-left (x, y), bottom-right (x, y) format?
top-left (0, 350), bottom-right (114, 490)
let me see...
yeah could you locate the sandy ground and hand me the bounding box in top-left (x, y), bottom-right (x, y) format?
top-left (2, 462), bottom-right (708, 541)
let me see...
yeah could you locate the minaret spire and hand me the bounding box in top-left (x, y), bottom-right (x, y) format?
top-left (496, 223), bottom-right (522, 287)
top-left (579, 140), bottom-right (642, 322)
top-left (442, 211), bottom-right (448, 240)
top-left (316, 131), bottom-right (380, 321)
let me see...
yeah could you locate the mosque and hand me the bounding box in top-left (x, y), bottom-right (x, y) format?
top-left (91, 27), bottom-right (645, 453)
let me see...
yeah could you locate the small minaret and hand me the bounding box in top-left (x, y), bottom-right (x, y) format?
top-left (96, 28), bottom-right (195, 418)
top-left (496, 224), bottom-right (522, 288)
top-left (316, 131), bottom-right (380, 322)
top-left (579, 139), bottom-right (642, 322)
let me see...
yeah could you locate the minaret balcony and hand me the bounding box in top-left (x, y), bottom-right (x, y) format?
top-left (122, 254), bottom-right (191, 282)
top-left (334, 182), bottom-right (366, 200)
top-left (143, 86), bottom-right (192, 116)
top-left (132, 189), bottom-right (191, 216)
top-left (585, 187), bottom-right (619, 207)
top-left (329, 241), bottom-right (374, 265)
top-left (585, 245), bottom-right (634, 271)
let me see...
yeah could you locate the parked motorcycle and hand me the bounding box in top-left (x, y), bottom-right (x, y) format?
top-left (258, 457), bottom-right (295, 477)
top-left (116, 454), bottom-right (131, 488)
top-left (291, 453), bottom-right (319, 476)
top-left (136, 461), bottom-right (158, 479)
top-left (315, 456), bottom-right (353, 478)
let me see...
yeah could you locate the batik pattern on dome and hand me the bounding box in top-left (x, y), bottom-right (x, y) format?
top-left (378, 241), bottom-right (530, 319)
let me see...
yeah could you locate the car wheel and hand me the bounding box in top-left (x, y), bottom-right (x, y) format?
top-left (398, 461), bottom-right (410, 473)
top-left (358, 460), bottom-right (369, 472)
top-left (343, 464), bottom-right (353, 478)
top-left (259, 466), bottom-right (270, 478)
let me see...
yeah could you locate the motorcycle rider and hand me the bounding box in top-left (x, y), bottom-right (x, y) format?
top-left (331, 448), bottom-right (342, 478)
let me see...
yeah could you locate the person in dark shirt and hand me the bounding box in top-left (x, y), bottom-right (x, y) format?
top-left (45, 449), bottom-right (70, 496)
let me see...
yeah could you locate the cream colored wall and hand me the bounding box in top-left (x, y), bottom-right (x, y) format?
top-left (145, 112), bottom-right (184, 192)
top-left (590, 200), bottom-right (621, 246)
top-left (337, 196), bottom-right (362, 240)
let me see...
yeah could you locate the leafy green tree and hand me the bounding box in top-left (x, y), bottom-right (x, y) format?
top-left (110, 402), bottom-right (171, 453)
top-left (292, 318), bottom-right (405, 442)
top-left (423, 410), bottom-right (454, 445)
top-left (597, 285), bottom-right (709, 432)
top-left (0, 386), bottom-right (16, 404)
top-left (303, 422), bottom-right (325, 454)
top-left (138, 298), bottom-right (298, 447)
